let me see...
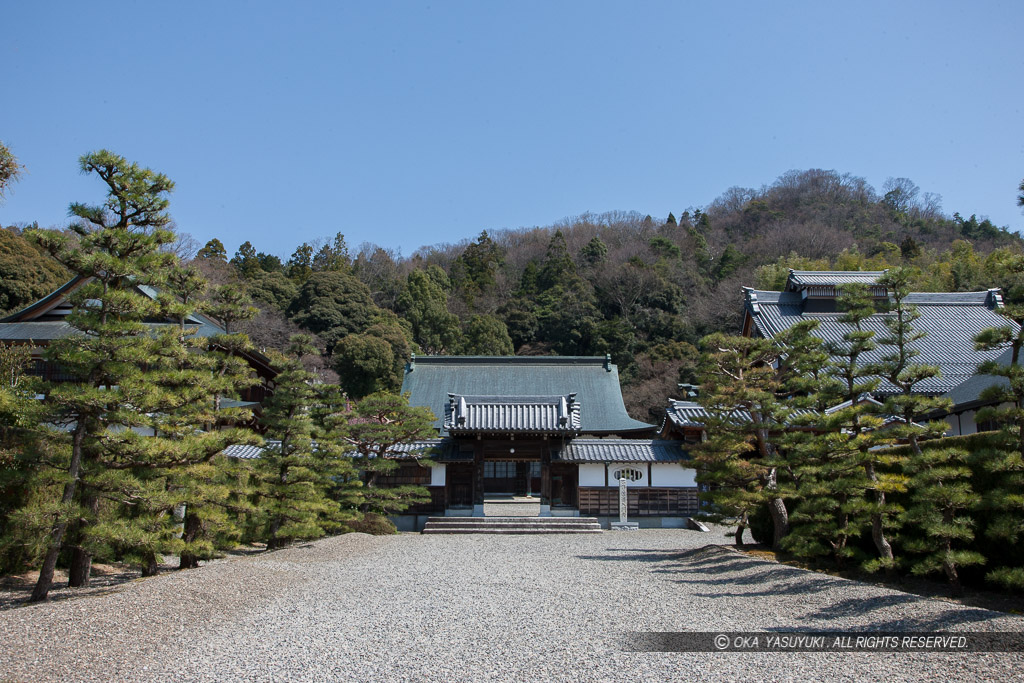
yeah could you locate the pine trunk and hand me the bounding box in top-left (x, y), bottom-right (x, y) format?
top-left (865, 462), bottom-right (895, 570)
top-left (30, 423), bottom-right (86, 602)
top-left (941, 511), bottom-right (962, 596)
top-left (178, 511), bottom-right (203, 569)
top-left (768, 496), bottom-right (789, 549)
top-left (734, 522), bottom-right (746, 547)
top-left (266, 517), bottom-right (283, 551)
top-left (141, 553), bottom-right (160, 577)
top-left (68, 489), bottom-right (99, 588)
top-left (68, 546), bottom-right (92, 588)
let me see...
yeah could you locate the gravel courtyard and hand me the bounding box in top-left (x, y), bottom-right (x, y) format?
top-left (2, 529), bottom-right (1022, 682)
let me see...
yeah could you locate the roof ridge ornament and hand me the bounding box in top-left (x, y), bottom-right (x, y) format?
top-left (743, 287), bottom-right (760, 314)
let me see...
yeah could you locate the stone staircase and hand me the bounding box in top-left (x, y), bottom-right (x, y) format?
top-left (421, 516), bottom-right (603, 534)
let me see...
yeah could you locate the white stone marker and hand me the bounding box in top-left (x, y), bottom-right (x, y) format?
top-left (611, 474), bottom-right (639, 531)
top-left (619, 476), bottom-right (628, 524)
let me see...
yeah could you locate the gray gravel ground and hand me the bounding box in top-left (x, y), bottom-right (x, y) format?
top-left (1, 529), bottom-right (1022, 682)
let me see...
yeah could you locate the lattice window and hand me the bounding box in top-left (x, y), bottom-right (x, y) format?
top-left (612, 467), bottom-right (643, 482)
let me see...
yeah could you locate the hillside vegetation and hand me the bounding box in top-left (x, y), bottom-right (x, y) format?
top-left (5, 168), bottom-right (1022, 421)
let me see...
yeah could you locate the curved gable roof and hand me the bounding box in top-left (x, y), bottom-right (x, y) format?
top-left (400, 355), bottom-right (653, 435)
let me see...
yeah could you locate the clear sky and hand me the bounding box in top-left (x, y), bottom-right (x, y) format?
top-left (2, 1), bottom-right (1022, 259)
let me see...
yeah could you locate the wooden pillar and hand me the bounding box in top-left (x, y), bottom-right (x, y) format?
top-left (473, 439), bottom-right (484, 516)
top-left (539, 442), bottom-right (552, 516)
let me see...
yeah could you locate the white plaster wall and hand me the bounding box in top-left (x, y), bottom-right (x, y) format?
top-left (430, 464), bottom-right (446, 486)
top-left (945, 411), bottom-right (978, 437)
top-left (578, 463), bottom-right (605, 487)
top-left (650, 463), bottom-right (696, 487)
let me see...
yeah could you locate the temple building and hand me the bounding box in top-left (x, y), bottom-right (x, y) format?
top-left (0, 275), bottom-right (276, 417)
top-left (390, 355), bottom-right (697, 530)
top-left (737, 269), bottom-right (1017, 436)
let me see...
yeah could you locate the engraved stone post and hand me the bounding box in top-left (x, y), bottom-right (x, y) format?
top-left (610, 472), bottom-right (639, 531)
top-left (619, 476), bottom-right (628, 525)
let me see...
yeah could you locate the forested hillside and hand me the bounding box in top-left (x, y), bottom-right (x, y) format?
top-left (5, 168), bottom-right (1022, 422)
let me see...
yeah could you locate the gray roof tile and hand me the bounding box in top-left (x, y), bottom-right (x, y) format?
top-left (787, 270), bottom-right (887, 288)
top-left (444, 394), bottom-right (581, 434)
top-left (222, 439), bottom-right (448, 461)
top-left (557, 439), bottom-right (688, 463)
top-left (401, 356), bottom-right (653, 435)
top-left (746, 288), bottom-right (1015, 395)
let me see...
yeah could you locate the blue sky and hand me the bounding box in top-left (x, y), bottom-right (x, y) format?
top-left (2, 1), bottom-right (1022, 259)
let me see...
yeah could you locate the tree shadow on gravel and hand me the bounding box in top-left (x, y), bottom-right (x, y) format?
top-left (576, 545), bottom-right (1018, 628)
top-left (798, 595), bottom-right (1015, 629)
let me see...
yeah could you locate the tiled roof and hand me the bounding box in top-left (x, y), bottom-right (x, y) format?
top-left (383, 439), bottom-right (450, 458)
top-left (0, 276), bottom-right (229, 338)
top-left (745, 289), bottom-right (1015, 395)
top-left (943, 348), bottom-right (1015, 409)
top-left (0, 319), bottom-right (232, 341)
top-left (222, 443), bottom-right (270, 459)
top-left (786, 270), bottom-right (887, 289)
top-left (443, 394), bottom-right (581, 434)
top-left (664, 400), bottom-right (815, 429)
top-left (401, 356), bottom-right (653, 435)
top-left (221, 439), bottom-right (448, 460)
top-left (556, 439), bottom-right (688, 463)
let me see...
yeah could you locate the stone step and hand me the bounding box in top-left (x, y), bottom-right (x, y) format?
top-left (425, 516), bottom-right (601, 523)
top-left (421, 516), bottom-right (603, 534)
top-left (422, 528), bottom-right (604, 535)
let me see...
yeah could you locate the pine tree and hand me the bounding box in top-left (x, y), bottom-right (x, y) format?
top-left (901, 446), bottom-right (983, 595)
top-left (868, 267), bottom-right (951, 574)
top-left (0, 344), bottom-right (42, 572)
top-left (158, 272), bottom-right (261, 570)
top-left (320, 391), bottom-right (437, 519)
top-left (253, 335), bottom-right (353, 549)
top-left (972, 262), bottom-right (1024, 589)
top-left (26, 150), bottom-right (179, 599)
top-left (25, 151), bottom-right (259, 600)
top-left (196, 238), bottom-right (227, 261)
top-left (783, 285), bottom-right (883, 567)
top-left (696, 323), bottom-right (821, 549)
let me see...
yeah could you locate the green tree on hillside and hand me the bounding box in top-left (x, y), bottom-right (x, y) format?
top-left (286, 270), bottom-right (380, 354)
top-left (312, 232), bottom-right (351, 273)
top-left (196, 238), bottom-right (227, 261)
top-left (397, 266), bottom-right (462, 354)
top-left (0, 228), bottom-right (71, 314)
top-left (231, 241), bottom-right (260, 278)
top-left (461, 314), bottom-right (514, 355)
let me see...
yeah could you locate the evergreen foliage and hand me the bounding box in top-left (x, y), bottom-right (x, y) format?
top-left (972, 258), bottom-right (1024, 589)
top-left (695, 323), bottom-right (822, 549)
top-left (287, 270), bottom-right (380, 353)
top-left (784, 285), bottom-right (886, 567)
top-left (0, 228), bottom-right (71, 315)
top-left (397, 266), bottom-right (462, 354)
top-left (196, 238), bottom-right (227, 261)
top-left (901, 446), bottom-right (984, 594)
top-left (20, 151), bottom-right (259, 600)
top-left (253, 335), bottom-right (356, 550)
top-left (319, 391), bottom-right (437, 516)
